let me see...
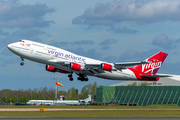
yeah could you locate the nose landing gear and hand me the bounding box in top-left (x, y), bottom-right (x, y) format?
top-left (20, 62), bottom-right (24, 66)
top-left (20, 57), bottom-right (24, 66)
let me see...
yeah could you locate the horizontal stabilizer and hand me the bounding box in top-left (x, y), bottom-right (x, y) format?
top-left (140, 74), bottom-right (171, 78)
top-left (115, 61), bottom-right (148, 68)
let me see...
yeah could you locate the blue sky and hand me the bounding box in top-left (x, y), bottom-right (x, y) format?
top-left (1, 0), bottom-right (180, 90)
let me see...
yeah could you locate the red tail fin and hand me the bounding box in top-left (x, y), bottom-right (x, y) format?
top-left (131, 52), bottom-right (168, 74)
top-left (128, 52), bottom-right (168, 81)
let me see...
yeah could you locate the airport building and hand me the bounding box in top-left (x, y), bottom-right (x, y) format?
top-left (96, 75), bottom-right (180, 106)
top-left (112, 75), bottom-right (180, 86)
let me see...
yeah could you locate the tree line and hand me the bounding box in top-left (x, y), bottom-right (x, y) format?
top-left (127, 82), bottom-right (148, 86)
top-left (0, 81), bottom-right (148, 104)
top-left (0, 82), bottom-right (97, 103)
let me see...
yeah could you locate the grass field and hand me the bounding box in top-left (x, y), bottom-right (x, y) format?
top-left (0, 110), bottom-right (180, 117)
top-left (0, 104), bottom-right (179, 108)
top-left (0, 105), bottom-right (179, 117)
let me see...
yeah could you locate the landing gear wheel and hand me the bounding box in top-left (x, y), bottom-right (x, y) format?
top-left (68, 74), bottom-right (72, 78)
top-left (69, 78), bottom-right (73, 81)
top-left (81, 78), bottom-right (85, 82)
top-left (20, 62), bottom-right (24, 66)
top-left (85, 78), bottom-right (88, 81)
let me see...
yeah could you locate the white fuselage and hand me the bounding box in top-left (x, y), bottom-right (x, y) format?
top-left (7, 40), bottom-right (137, 80)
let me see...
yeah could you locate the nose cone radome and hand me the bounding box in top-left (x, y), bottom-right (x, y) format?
top-left (7, 44), bottom-right (12, 50)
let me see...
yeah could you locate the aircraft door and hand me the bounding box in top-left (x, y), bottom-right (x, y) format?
top-left (30, 47), bottom-right (34, 54)
top-left (50, 53), bottom-right (55, 59)
top-left (29, 42), bottom-right (35, 55)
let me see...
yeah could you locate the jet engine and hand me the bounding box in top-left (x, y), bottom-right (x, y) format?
top-left (46, 65), bottom-right (68, 74)
top-left (70, 62), bottom-right (81, 71)
top-left (45, 65), bottom-right (57, 72)
top-left (100, 63), bottom-right (112, 72)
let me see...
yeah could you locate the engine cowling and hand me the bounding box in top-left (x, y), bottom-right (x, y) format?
top-left (101, 63), bottom-right (112, 72)
top-left (70, 62), bottom-right (81, 71)
top-left (46, 65), bottom-right (57, 72)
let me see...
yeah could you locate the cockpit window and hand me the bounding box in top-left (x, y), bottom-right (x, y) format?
top-left (19, 40), bottom-right (24, 42)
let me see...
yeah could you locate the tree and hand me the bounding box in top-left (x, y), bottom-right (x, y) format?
top-left (80, 82), bottom-right (97, 99)
top-left (132, 82), bottom-right (137, 86)
top-left (92, 82), bottom-right (97, 99)
top-left (80, 86), bottom-right (89, 99)
top-left (2, 95), bottom-right (6, 102)
top-left (46, 96), bottom-right (51, 100)
top-left (127, 82), bottom-right (137, 86)
top-left (11, 95), bottom-right (17, 103)
top-left (70, 87), bottom-right (78, 100)
top-left (140, 82), bottom-right (148, 86)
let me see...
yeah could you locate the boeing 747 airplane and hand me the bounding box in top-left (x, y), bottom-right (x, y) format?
top-left (7, 40), bottom-right (169, 81)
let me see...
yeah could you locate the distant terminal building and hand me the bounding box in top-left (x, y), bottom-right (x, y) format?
top-left (96, 75), bottom-right (180, 106)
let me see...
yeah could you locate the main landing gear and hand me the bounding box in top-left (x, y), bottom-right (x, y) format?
top-left (68, 73), bottom-right (73, 81)
top-left (68, 73), bottom-right (89, 82)
top-left (77, 74), bottom-right (88, 82)
top-left (20, 57), bottom-right (24, 66)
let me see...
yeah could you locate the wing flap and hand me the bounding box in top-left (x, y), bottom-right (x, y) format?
top-left (85, 64), bottom-right (105, 74)
top-left (85, 64), bottom-right (100, 69)
top-left (48, 59), bottom-right (71, 67)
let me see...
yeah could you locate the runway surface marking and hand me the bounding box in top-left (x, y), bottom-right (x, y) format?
top-left (0, 108), bottom-right (180, 111)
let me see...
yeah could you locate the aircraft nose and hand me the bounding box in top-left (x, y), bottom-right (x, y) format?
top-left (7, 44), bottom-right (12, 50)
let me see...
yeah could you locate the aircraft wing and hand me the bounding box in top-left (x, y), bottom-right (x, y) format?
top-left (114, 61), bottom-right (148, 69)
top-left (85, 64), bottom-right (100, 69)
top-left (85, 61), bottom-right (149, 74)
top-left (47, 60), bottom-right (149, 74)
top-left (140, 74), bottom-right (171, 78)
top-left (85, 61), bottom-right (148, 69)
top-left (85, 64), bottom-right (104, 75)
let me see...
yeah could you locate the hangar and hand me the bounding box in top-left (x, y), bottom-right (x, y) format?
top-left (96, 75), bottom-right (180, 106)
top-left (112, 74), bottom-right (180, 86)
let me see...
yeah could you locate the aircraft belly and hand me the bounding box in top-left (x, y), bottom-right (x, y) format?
top-left (98, 70), bottom-right (137, 80)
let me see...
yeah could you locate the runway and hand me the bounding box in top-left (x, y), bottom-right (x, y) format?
top-left (0, 108), bottom-right (180, 111)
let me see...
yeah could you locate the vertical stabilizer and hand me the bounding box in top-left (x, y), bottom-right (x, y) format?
top-left (84, 94), bottom-right (91, 103)
top-left (128, 52), bottom-right (168, 81)
top-left (132, 52), bottom-right (168, 74)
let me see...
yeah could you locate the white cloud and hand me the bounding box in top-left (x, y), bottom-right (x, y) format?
top-left (152, 34), bottom-right (180, 50)
top-left (108, 26), bottom-right (138, 34)
top-left (99, 38), bottom-right (118, 50)
top-left (0, 0), bottom-right (55, 29)
top-left (72, 0), bottom-right (180, 26)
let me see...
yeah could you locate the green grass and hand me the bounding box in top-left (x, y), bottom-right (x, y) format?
top-left (0, 110), bottom-right (180, 117)
top-left (0, 105), bottom-right (179, 117)
top-left (149, 104), bottom-right (179, 107)
top-left (0, 104), bottom-right (179, 109)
